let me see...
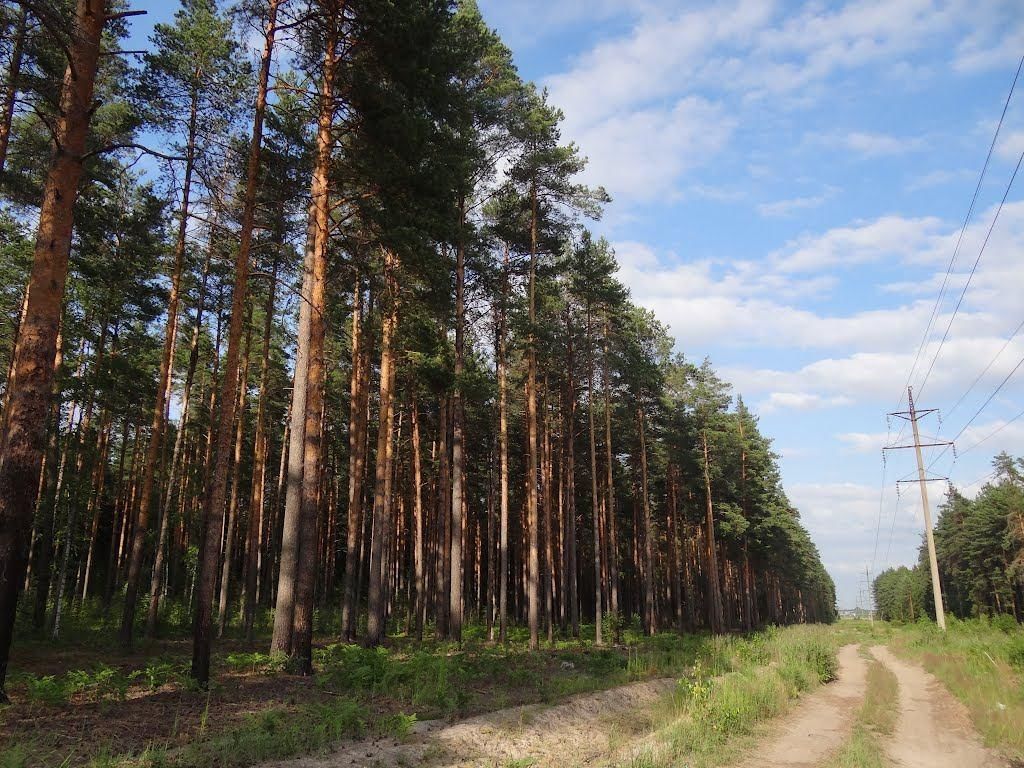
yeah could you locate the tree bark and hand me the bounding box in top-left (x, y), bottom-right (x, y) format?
top-left (0, 3), bottom-right (26, 175)
top-left (366, 250), bottom-right (399, 647)
top-left (290, 54), bottom-right (337, 667)
top-left (121, 84), bottom-right (199, 650)
top-left (496, 248), bottom-right (510, 643)
top-left (0, 0), bottom-right (107, 699)
top-left (147, 248), bottom-right (212, 636)
top-left (702, 431), bottom-right (725, 634)
top-left (191, 0), bottom-right (282, 682)
top-left (526, 179), bottom-right (540, 650)
top-left (586, 306), bottom-right (603, 644)
top-left (341, 279), bottom-right (369, 641)
top-left (217, 311), bottom-right (253, 637)
top-left (411, 396), bottom-right (425, 639)
top-left (449, 198), bottom-right (467, 642)
top-left (638, 406), bottom-right (655, 635)
top-left (243, 253), bottom-right (279, 640)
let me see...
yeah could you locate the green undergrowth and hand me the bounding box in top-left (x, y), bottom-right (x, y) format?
top-left (619, 624), bottom-right (839, 768)
top-left (2, 620), bottom-right (712, 768)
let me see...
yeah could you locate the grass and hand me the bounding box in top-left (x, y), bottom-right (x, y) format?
top-left (621, 624), bottom-right (840, 768)
top-left (823, 651), bottom-right (898, 768)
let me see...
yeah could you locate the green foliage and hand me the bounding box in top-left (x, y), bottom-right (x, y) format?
top-left (22, 673), bottom-right (68, 706)
top-left (165, 699), bottom-right (366, 768)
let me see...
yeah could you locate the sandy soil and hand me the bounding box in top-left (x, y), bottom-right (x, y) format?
top-left (870, 645), bottom-right (1006, 768)
top-left (268, 676), bottom-right (677, 768)
top-left (733, 643), bottom-right (868, 768)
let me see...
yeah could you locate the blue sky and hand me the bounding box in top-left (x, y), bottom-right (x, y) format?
top-left (126, 0), bottom-right (1024, 610)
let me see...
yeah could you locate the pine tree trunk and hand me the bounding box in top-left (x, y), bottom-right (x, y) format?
top-left (526, 179), bottom-right (540, 651)
top-left (341, 280), bottom-right (368, 641)
top-left (80, 411), bottom-right (112, 601)
top-left (586, 307), bottom-right (603, 644)
top-left (601, 320), bottom-right (620, 635)
top-left (702, 431), bottom-right (725, 634)
top-left (31, 332), bottom-right (65, 630)
top-left (497, 250), bottom-right (510, 643)
top-left (449, 199), bottom-right (467, 642)
top-left (638, 406), bottom-right (655, 635)
top-left (411, 397), bottom-right (425, 639)
top-left (121, 86), bottom-right (198, 650)
top-left (147, 250), bottom-right (212, 636)
top-left (270, 223), bottom-right (314, 655)
top-left (0, 0), bottom-right (107, 698)
top-left (243, 254), bottom-right (279, 640)
top-left (367, 250), bottom-right (399, 647)
top-left (217, 313), bottom-right (253, 637)
top-left (0, 3), bottom-right (26, 176)
top-left (290, 38), bottom-right (338, 662)
top-left (192, 0), bottom-right (282, 682)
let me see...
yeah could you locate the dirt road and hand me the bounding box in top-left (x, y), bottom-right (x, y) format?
top-left (275, 644), bottom-right (1006, 768)
top-left (871, 645), bottom-right (1004, 768)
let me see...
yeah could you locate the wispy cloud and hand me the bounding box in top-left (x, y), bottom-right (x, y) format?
top-left (758, 187), bottom-right (836, 217)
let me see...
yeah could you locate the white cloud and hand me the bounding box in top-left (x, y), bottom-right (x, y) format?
top-left (837, 431), bottom-right (892, 453)
top-left (759, 392), bottom-right (854, 413)
top-left (823, 131), bottom-right (926, 157)
top-left (996, 129), bottom-right (1024, 162)
top-left (757, 189), bottom-right (835, 218)
top-left (905, 168), bottom-right (974, 191)
top-left (575, 97), bottom-right (736, 203)
top-left (531, 0), bottom-right (1024, 209)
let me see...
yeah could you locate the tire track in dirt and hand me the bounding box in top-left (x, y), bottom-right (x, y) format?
top-left (269, 676), bottom-right (676, 768)
top-left (870, 645), bottom-right (1005, 768)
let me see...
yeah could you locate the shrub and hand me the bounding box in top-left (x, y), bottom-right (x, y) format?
top-left (1007, 635), bottom-right (1024, 671)
top-left (991, 613), bottom-right (1018, 634)
top-left (23, 674), bottom-right (68, 706)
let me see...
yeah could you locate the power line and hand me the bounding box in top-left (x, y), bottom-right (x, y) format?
top-left (869, 457), bottom-right (888, 577)
top-left (957, 405), bottom-right (1024, 457)
top-left (917, 148), bottom-right (1024, 401)
top-left (955, 469), bottom-right (998, 492)
top-left (883, 486), bottom-right (904, 570)
top-left (896, 54), bottom-right (1023, 411)
top-left (928, 351), bottom-right (1024, 470)
top-left (944, 316), bottom-right (1024, 419)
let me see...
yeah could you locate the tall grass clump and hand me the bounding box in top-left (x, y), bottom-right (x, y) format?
top-left (634, 625), bottom-right (839, 768)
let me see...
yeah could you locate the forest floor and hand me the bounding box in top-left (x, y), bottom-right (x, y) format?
top-left (2, 619), bottom-right (1022, 768)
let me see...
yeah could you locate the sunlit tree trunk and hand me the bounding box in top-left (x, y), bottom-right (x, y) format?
top-left (0, 0), bottom-right (109, 698)
top-left (496, 249), bottom-right (510, 642)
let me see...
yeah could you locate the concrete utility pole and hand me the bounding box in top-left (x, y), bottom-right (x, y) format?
top-left (885, 387), bottom-right (949, 631)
